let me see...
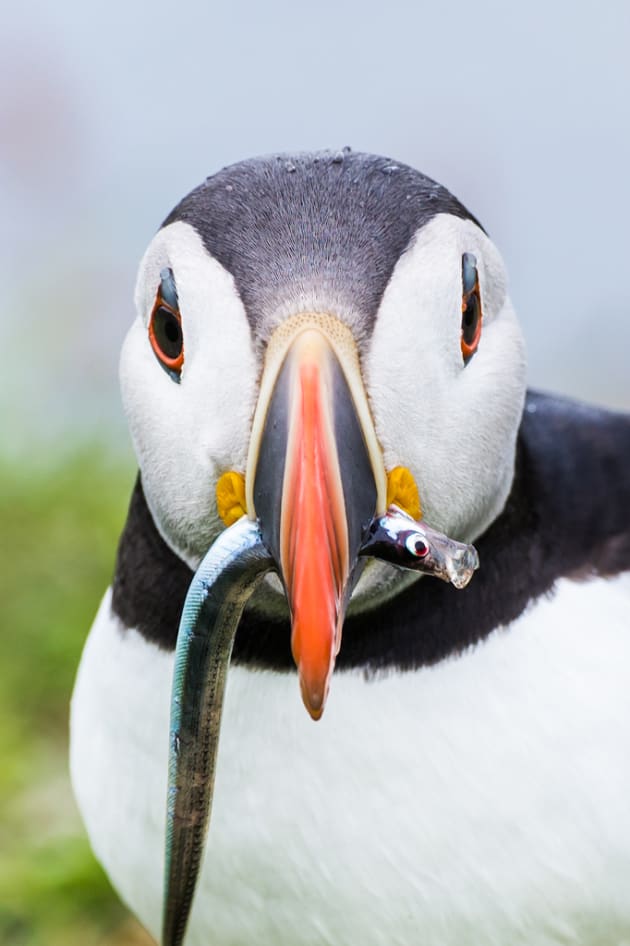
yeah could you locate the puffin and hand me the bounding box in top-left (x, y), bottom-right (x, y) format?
top-left (70, 150), bottom-right (630, 946)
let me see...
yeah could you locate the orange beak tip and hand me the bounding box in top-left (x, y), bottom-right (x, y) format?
top-left (299, 675), bottom-right (328, 720)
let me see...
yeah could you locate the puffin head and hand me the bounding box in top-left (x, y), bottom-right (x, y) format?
top-left (120, 150), bottom-right (526, 718)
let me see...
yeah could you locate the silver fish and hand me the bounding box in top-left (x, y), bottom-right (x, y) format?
top-left (359, 505), bottom-right (479, 589)
top-left (163, 517), bottom-right (273, 946)
top-left (163, 507), bottom-right (479, 944)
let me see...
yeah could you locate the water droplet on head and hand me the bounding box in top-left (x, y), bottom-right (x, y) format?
top-left (381, 163), bottom-right (400, 175)
top-left (331, 150), bottom-right (345, 164)
top-left (285, 161), bottom-right (296, 173)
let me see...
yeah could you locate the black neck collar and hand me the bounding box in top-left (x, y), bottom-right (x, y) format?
top-left (111, 391), bottom-right (630, 672)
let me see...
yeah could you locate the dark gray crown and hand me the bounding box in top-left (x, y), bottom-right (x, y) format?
top-left (163, 150), bottom-right (481, 335)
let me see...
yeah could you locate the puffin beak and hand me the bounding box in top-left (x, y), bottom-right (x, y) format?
top-left (247, 317), bottom-right (386, 719)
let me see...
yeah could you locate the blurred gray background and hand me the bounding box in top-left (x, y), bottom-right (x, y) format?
top-left (2, 0), bottom-right (629, 458)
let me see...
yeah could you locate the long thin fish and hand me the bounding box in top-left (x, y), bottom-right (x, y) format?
top-left (162, 516), bottom-right (273, 946)
top-left (162, 508), bottom-right (478, 945)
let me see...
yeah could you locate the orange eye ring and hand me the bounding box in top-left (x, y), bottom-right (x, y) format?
top-left (148, 267), bottom-right (184, 376)
top-left (149, 301), bottom-right (184, 372)
top-left (461, 254), bottom-right (482, 363)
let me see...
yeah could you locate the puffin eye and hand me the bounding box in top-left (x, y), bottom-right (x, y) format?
top-left (461, 252), bottom-right (482, 364)
top-left (149, 267), bottom-right (184, 379)
top-left (405, 533), bottom-right (429, 558)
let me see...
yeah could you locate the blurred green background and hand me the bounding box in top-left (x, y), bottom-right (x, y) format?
top-left (1, 0), bottom-right (628, 943)
top-left (0, 452), bottom-right (152, 945)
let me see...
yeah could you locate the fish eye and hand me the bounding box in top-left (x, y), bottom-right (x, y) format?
top-left (149, 267), bottom-right (184, 379)
top-left (461, 253), bottom-right (482, 364)
top-left (405, 533), bottom-right (428, 557)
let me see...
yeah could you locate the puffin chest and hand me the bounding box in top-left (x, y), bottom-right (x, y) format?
top-left (71, 573), bottom-right (630, 946)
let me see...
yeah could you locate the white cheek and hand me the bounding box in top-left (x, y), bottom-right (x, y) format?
top-left (447, 302), bottom-right (527, 535)
top-left (121, 224), bottom-right (257, 566)
top-left (364, 217), bottom-right (527, 542)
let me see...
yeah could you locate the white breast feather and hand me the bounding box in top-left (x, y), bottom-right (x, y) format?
top-left (70, 574), bottom-right (630, 946)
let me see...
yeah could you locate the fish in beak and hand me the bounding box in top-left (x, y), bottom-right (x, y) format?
top-left (162, 313), bottom-right (481, 945)
top-left (247, 314), bottom-right (388, 719)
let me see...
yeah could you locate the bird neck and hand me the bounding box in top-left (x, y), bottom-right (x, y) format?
top-left (111, 390), bottom-right (630, 669)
